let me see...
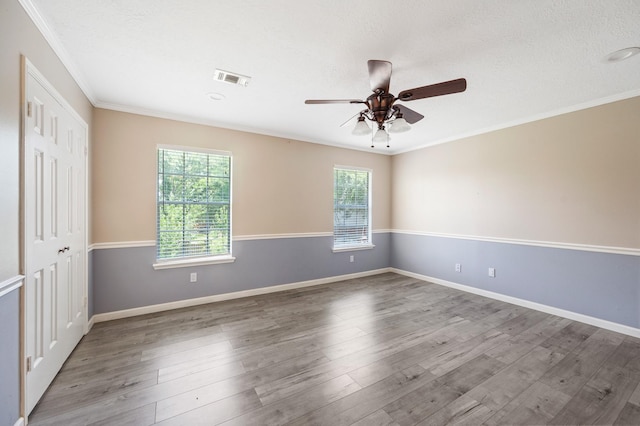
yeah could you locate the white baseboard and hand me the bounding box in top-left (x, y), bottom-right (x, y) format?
top-left (90, 266), bottom-right (640, 338)
top-left (391, 268), bottom-right (640, 339)
top-left (87, 315), bottom-right (95, 332)
top-left (14, 417), bottom-right (25, 426)
top-left (91, 268), bottom-right (392, 323)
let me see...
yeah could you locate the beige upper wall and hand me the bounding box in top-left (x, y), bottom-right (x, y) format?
top-left (92, 108), bottom-right (391, 243)
top-left (0, 0), bottom-right (93, 280)
top-left (392, 96), bottom-right (640, 249)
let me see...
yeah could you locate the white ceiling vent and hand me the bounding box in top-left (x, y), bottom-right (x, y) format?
top-left (213, 69), bottom-right (251, 87)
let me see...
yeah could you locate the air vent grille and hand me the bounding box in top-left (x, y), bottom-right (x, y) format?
top-left (213, 69), bottom-right (251, 87)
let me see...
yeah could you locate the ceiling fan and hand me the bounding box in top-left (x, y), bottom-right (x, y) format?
top-left (305, 60), bottom-right (467, 147)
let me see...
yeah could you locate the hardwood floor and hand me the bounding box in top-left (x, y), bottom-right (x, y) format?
top-left (28, 273), bottom-right (640, 425)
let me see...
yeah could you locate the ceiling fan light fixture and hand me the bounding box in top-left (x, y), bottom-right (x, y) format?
top-left (372, 127), bottom-right (389, 143)
top-left (388, 115), bottom-right (411, 133)
top-left (352, 116), bottom-right (371, 135)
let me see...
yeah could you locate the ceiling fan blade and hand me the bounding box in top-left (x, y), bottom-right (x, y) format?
top-left (368, 60), bottom-right (392, 93)
top-left (395, 104), bottom-right (424, 124)
top-left (305, 99), bottom-right (364, 104)
top-left (397, 78), bottom-right (467, 102)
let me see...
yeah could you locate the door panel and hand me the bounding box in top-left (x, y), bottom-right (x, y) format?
top-left (24, 67), bottom-right (87, 414)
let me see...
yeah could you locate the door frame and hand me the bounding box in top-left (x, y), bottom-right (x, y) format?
top-left (19, 55), bottom-right (89, 419)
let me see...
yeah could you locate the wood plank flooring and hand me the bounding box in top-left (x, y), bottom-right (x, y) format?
top-left (28, 273), bottom-right (640, 425)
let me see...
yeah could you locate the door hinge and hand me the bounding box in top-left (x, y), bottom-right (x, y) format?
top-left (26, 356), bottom-right (32, 372)
top-left (27, 101), bottom-right (33, 117)
top-left (84, 296), bottom-right (88, 308)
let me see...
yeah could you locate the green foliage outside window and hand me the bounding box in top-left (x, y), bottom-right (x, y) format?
top-left (334, 168), bottom-right (370, 247)
top-left (157, 148), bottom-right (231, 259)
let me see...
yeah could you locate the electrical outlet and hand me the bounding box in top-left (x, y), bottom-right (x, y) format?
top-left (190, 272), bottom-right (197, 282)
top-left (455, 263), bottom-right (461, 273)
top-left (349, 255), bottom-right (354, 263)
top-left (488, 268), bottom-right (496, 278)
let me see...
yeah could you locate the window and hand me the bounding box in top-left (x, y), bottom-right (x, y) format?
top-left (156, 147), bottom-right (231, 262)
top-left (333, 167), bottom-right (372, 250)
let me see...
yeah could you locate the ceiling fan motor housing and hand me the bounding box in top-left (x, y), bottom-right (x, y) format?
top-left (368, 92), bottom-right (396, 128)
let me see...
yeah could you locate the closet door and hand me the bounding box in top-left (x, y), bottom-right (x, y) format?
top-left (23, 63), bottom-right (87, 414)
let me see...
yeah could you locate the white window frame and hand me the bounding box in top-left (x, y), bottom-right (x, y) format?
top-left (153, 145), bottom-right (235, 270)
top-left (332, 165), bottom-right (374, 252)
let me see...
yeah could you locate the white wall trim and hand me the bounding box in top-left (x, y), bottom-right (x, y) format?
top-left (332, 244), bottom-right (376, 253)
top-left (158, 144), bottom-right (231, 157)
top-left (13, 417), bottom-right (25, 426)
top-left (390, 268), bottom-right (640, 339)
top-left (18, 0), bottom-right (96, 104)
top-left (99, 88), bottom-right (640, 157)
top-left (334, 165), bottom-right (373, 173)
top-left (233, 232), bottom-right (333, 241)
top-left (89, 240), bottom-right (156, 251)
top-left (373, 229), bottom-right (392, 234)
top-left (89, 231), bottom-right (395, 249)
top-left (152, 255), bottom-right (236, 270)
top-left (19, 0), bottom-right (640, 159)
top-left (0, 275), bottom-right (24, 299)
top-left (94, 101), bottom-right (383, 155)
top-left (392, 230), bottom-right (640, 257)
top-left (87, 232), bottom-right (638, 257)
top-left (87, 315), bottom-right (95, 332)
top-left (24, 58), bottom-right (88, 130)
top-left (91, 268), bottom-right (392, 323)
top-left (393, 88), bottom-right (640, 155)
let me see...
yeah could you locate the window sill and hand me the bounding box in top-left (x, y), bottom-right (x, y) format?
top-left (332, 244), bottom-right (375, 253)
top-left (153, 255), bottom-right (236, 270)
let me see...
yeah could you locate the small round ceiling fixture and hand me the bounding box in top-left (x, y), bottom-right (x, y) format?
top-left (605, 47), bottom-right (640, 63)
top-left (207, 92), bottom-right (226, 101)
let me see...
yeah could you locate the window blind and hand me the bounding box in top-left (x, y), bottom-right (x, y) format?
top-left (333, 167), bottom-right (371, 247)
top-left (156, 148), bottom-right (231, 260)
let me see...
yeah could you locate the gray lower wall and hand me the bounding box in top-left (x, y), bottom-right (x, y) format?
top-left (91, 234), bottom-right (391, 314)
top-left (89, 231), bottom-right (640, 331)
top-left (87, 253), bottom-right (94, 318)
top-left (0, 287), bottom-right (21, 426)
top-left (391, 233), bottom-right (640, 328)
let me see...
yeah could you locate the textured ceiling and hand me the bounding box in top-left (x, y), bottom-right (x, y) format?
top-left (23, 0), bottom-right (640, 154)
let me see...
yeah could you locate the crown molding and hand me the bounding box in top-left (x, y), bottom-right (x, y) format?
top-left (393, 88), bottom-right (640, 155)
top-left (18, 0), bottom-right (97, 104)
top-left (19, 0), bottom-right (640, 156)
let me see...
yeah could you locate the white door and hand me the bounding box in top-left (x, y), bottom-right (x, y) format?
top-left (23, 62), bottom-right (87, 414)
